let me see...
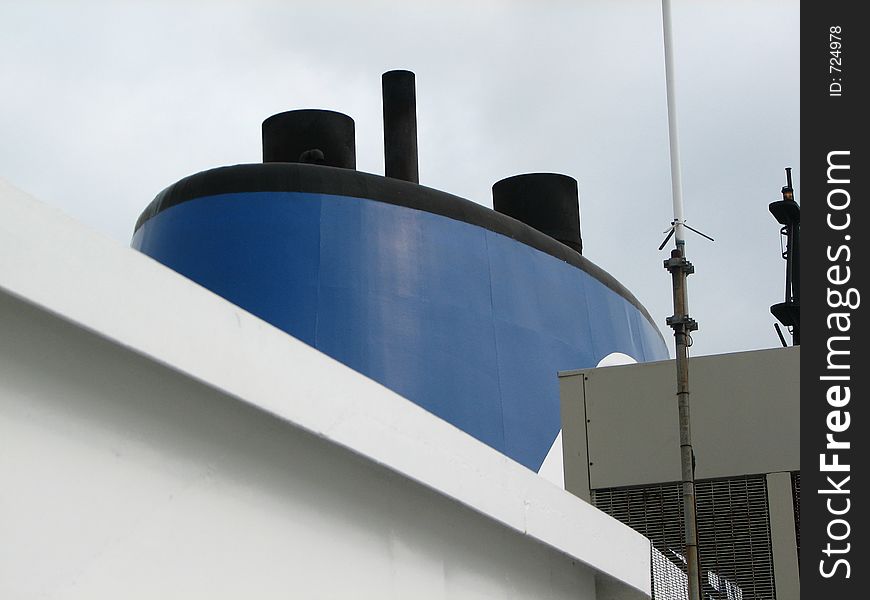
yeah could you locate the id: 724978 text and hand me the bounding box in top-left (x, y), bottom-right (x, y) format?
top-left (829, 26), bottom-right (843, 97)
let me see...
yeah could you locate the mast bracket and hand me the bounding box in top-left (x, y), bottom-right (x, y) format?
top-left (663, 255), bottom-right (695, 274)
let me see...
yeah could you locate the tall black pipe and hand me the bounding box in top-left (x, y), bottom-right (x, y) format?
top-left (262, 109), bottom-right (356, 169)
top-left (382, 70), bottom-right (419, 183)
top-left (492, 173), bottom-right (582, 254)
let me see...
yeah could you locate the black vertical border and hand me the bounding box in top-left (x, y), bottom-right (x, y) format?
top-left (801, 3), bottom-right (867, 597)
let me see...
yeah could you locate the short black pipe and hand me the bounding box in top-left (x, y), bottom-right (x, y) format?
top-left (492, 173), bottom-right (582, 254)
top-left (262, 109), bottom-right (356, 169)
top-left (382, 70), bottom-right (419, 183)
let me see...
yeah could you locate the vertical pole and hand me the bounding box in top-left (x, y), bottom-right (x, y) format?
top-left (665, 248), bottom-right (701, 600)
top-left (769, 168), bottom-right (800, 346)
top-left (660, 2), bottom-right (701, 596)
top-left (785, 168), bottom-right (800, 345)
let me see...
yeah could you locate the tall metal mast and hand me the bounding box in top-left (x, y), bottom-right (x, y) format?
top-left (660, 2), bottom-right (703, 599)
top-left (770, 168), bottom-right (801, 345)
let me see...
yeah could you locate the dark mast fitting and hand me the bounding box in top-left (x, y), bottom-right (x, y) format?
top-left (770, 167), bottom-right (800, 346)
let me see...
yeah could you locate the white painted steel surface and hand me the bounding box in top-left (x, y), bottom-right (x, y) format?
top-left (539, 353), bottom-right (637, 489)
top-left (561, 347), bottom-right (799, 491)
top-left (0, 179), bottom-right (651, 598)
top-left (767, 472), bottom-right (801, 600)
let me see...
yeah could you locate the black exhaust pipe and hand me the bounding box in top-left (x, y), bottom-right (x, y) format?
top-left (492, 173), bottom-right (582, 254)
top-left (262, 109), bottom-right (356, 169)
top-left (382, 70), bottom-right (419, 183)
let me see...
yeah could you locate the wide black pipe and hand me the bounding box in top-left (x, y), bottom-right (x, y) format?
top-left (262, 109), bottom-right (356, 169)
top-left (382, 70), bottom-right (419, 183)
top-left (492, 173), bottom-right (582, 254)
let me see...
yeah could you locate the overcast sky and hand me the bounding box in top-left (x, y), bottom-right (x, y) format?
top-left (0, 0), bottom-right (799, 358)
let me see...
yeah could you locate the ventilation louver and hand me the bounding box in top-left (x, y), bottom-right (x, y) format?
top-left (593, 475), bottom-right (775, 600)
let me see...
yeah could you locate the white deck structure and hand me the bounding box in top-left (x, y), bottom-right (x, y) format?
top-left (1, 179), bottom-right (650, 599)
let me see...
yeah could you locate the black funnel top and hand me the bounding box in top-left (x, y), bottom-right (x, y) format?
top-left (262, 109), bottom-right (356, 169)
top-left (492, 173), bottom-right (582, 254)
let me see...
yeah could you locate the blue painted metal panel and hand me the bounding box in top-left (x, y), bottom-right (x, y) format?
top-left (133, 191), bottom-right (668, 471)
top-left (486, 231), bottom-right (592, 350)
top-left (315, 198), bottom-right (506, 451)
top-left (586, 281), bottom-right (648, 363)
top-left (133, 193), bottom-right (322, 346)
top-left (635, 301), bottom-right (668, 362)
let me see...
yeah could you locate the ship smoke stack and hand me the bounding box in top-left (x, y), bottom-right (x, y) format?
top-left (382, 70), bottom-right (419, 183)
top-left (262, 109), bottom-right (356, 169)
top-left (492, 173), bottom-right (583, 254)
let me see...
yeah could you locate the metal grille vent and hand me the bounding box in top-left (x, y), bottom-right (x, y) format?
top-left (593, 483), bottom-right (688, 600)
top-left (791, 471), bottom-right (800, 561)
top-left (593, 475), bottom-right (775, 600)
top-left (696, 475), bottom-right (775, 600)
